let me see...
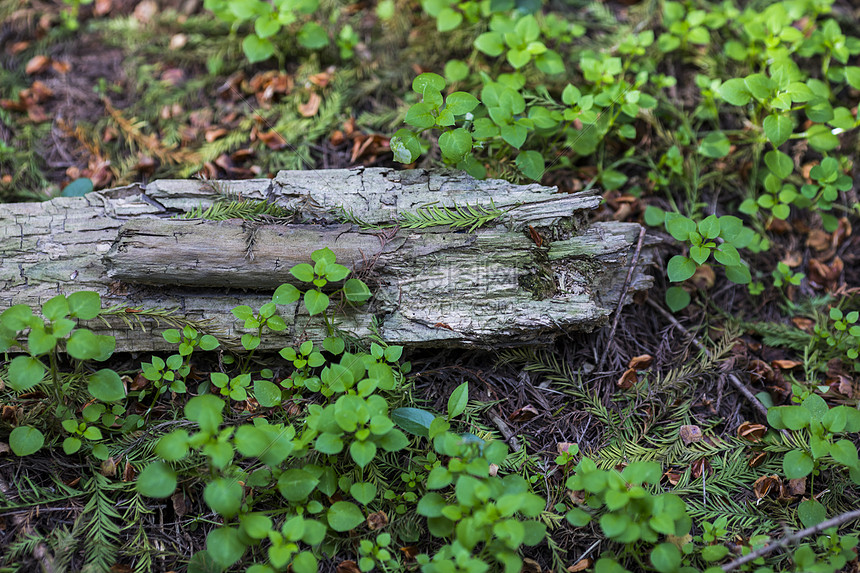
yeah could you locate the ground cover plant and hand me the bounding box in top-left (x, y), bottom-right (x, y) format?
top-left (1, 0), bottom-right (860, 571)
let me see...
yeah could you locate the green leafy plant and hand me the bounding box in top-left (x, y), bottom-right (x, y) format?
top-left (814, 306), bottom-right (860, 371)
top-left (203, 0), bottom-right (330, 63)
top-left (564, 459), bottom-right (693, 571)
top-left (766, 394), bottom-right (860, 526)
top-left (1, 292), bottom-right (117, 456)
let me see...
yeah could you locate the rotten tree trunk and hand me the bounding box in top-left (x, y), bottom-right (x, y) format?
top-left (0, 168), bottom-right (653, 351)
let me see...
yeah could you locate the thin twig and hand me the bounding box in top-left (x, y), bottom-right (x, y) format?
top-left (596, 226), bottom-right (647, 372)
top-left (489, 413), bottom-right (521, 452)
top-left (721, 508), bottom-right (860, 572)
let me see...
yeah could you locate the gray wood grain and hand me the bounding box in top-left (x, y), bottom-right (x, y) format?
top-left (0, 167), bottom-right (652, 351)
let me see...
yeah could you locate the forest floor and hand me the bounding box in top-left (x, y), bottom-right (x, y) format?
top-left (2, 0), bottom-right (860, 572)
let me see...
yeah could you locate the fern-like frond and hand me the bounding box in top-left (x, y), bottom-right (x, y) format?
top-left (744, 321), bottom-right (814, 352)
top-left (177, 198), bottom-right (293, 221)
top-left (75, 474), bottom-right (123, 572)
top-left (399, 201), bottom-right (505, 232)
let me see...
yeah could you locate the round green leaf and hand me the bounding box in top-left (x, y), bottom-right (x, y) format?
top-left (67, 291), bottom-right (101, 320)
top-left (350, 482), bottom-right (377, 505)
top-left (763, 114), bottom-right (793, 147)
top-left (255, 14), bottom-right (281, 38)
top-left (784, 450), bottom-right (813, 479)
top-left (61, 177), bottom-right (94, 197)
top-left (291, 263), bottom-right (315, 283)
top-left (88, 368), bottom-right (126, 402)
top-left (327, 501), bottom-right (365, 532)
top-left (350, 440), bottom-right (376, 468)
top-left (8, 355), bottom-right (46, 392)
top-left (667, 256), bottom-right (696, 282)
top-left (515, 150), bottom-right (544, 181)
top-left (719, 78), bottom-right (752, 106)
top-left (436, 7), bottom-right (462, 31)
top-left (9, 426), bottom-right (45, 456)
top-left (278, 469), bottom-right (320, 502)
top-left (444, 59), bottom-right (469, 83)
top-left (830, 439), bottom-right (859, 467)
top-left (273, 283), bottom-right (301, 305)
top-left (204, 478), bottom-right (243, 518)
top-left (304, 290), bottom-right (329, 316)
top-left (136, 461), bottom-right (177, 498)
top-left (445, 92), bottom-right (479, 115)
top-left (474, 31), bottom-right (505, 56)
top-left (798, 499), bottom-right (826, 528)
top-left (724, 263), bottom-right (751, 284)
top-left (665, 286), bottom-right (691, 313)
top-left (66, 329), bottom-right (101, 360)
top-left (298, 22), bottom-right (328, 49)
top-left (391, 407), bottom-right (434, 437)
top-left (765, 150), bottom-right (794, 179)
top-left (242, 35), bottom-right (274, 63)
top-left (185, 395), bottom-right (225, 434)
top-left (713, 244), bottom-right (741, 267)
top-left (343, 278), bottom-right (371, 303)
top-left (156, 430), bottom-right (190, 461)
top-left (438, 128), bottom-right (473, 162)
top-left (253, 379), bottom-right (282, 407)
top-left (63, 436), bottom-right (82, 455)
top-left (651, 543), bottom-right (682, 573)
top-left (206, 527), bottom-right (246, 568)
top-left (412, 72), bottom-right (445, 95)
top-left (390, 129), bottom-right (421, 164)
top-left (699, 131), bottom-right (730, 158)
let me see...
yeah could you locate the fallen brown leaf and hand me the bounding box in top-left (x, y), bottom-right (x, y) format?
top-left (690, 458), bottom-right (712, 479)
top-left (10, 41), bottom-right (30, 55)
top-left (25, 55), bottom-right (51, 75)
top-left (400, 547), bottom-right (419, 560)
top-left (95, 0), bottom-right (112, 15)
top-left (51, 60), bottom-right (71, 74)
top-left (337, 561), bottom-right (361, 573)
top-left (808, 256), bottom-right (843, 291)
top-left (122, 461), bottom-right (136, 482)
top-left (617, 368), bottom-right (637, 389)
top-left (100, 457), bottom-right (117, 477)
top-left (748, 452), bottom-right (767, 468)
top-left (257, 129), bottom-right (287, 150)
top-left (679, 425), bottom-right (703, 445)
top-left (509, 404), bottom-right (539, 423)
top-left (366, 510), bottom-right (388, 530)
top-left (133, 0), bottom-right (158, 23)
top-left (172, 491), bottom-right (188, 516)
top-left (737, 421), bottom-right (767, 442)
top-left (753, 474), bottom-right (780, 499)
top-left (806, 229), bottom-right (830, 251)
top-left (298, 92), bottom-right (322, 117)
top-left (204, 127), bottom-right (228, 143)
top-left (628, 354), bottom-right (653, 370)
top-left (771, 359), bottom-right (802, 370)
top-left (788, 477), bottom-right (806, 496)
top-left (567, 559), bottom-right (591, 572)
top-left (169, 34), bottom-right (187, 50)
top-left (308, 66), bottom-right (336, 87)
top-left (523, 557), bottom-right (541, 573)
top-left (691, 265), bottom-right (716, 290)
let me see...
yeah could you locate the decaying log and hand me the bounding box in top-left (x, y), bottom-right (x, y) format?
top-left (0, 167), bottom-right (653, 351)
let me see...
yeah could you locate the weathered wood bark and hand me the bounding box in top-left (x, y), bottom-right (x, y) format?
top-left (0, 168), bottom-right (653, 351)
